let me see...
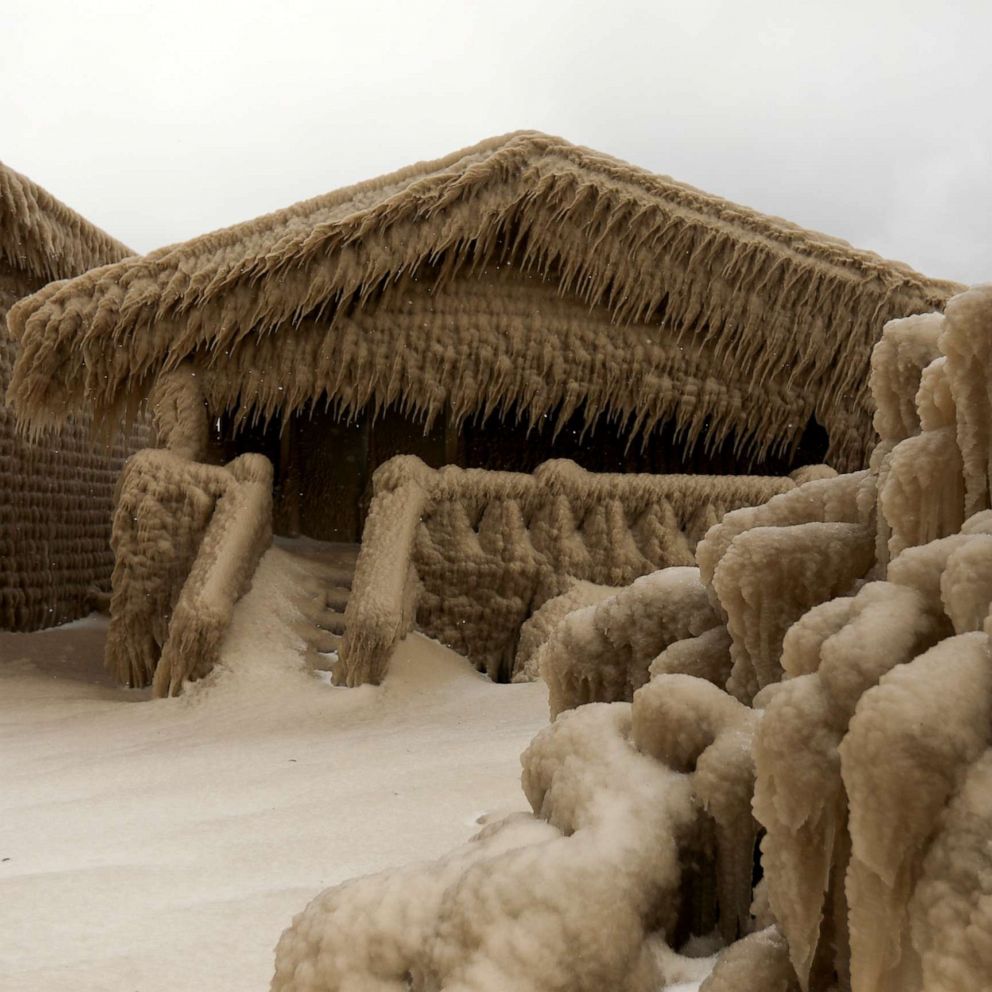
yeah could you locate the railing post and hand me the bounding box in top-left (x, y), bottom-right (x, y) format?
top-left (149, 363), bottom-right (209, 461)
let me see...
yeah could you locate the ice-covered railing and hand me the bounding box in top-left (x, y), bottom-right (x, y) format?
top-left (105, 367), bottom-right (273, 696)
top-left (335, 459), bottom-right (432, 687)
top-left (337, 456), bottom-right (816, 686)
top-left (106, 448), bottom-right (273, 696)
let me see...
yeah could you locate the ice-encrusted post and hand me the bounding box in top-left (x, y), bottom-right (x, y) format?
top-left (149, 363), bottom-right (209, 461)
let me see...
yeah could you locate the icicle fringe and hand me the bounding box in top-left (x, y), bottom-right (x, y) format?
top-left (5, 132), bottom-right (959, 471)
top-left (0, 160), bottom-right (132, 283)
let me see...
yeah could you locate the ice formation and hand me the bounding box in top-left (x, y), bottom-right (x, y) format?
top-left (272, 285), bottom-right (992, 991)
top-left (510, 577), bottom-right (616, 682)
top-left (273, 683), bottom-right (754, 992)
top-left (538, 566), bottom-right (720, 716)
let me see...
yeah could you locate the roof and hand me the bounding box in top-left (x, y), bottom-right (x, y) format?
top-left (0, 160), bottom-right (132, 282)
top-left (5, 131), bottom-right (960, 468)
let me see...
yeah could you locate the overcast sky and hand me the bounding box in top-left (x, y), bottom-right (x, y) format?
top-left (4, 0), bottom-right (990, 284)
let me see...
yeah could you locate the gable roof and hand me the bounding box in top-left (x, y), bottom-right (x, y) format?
top-left (5, 131), bottom-right (960, 468)
top-left (0, 160), bottom-right (132, 282)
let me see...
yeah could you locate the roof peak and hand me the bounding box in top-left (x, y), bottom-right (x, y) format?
top-left (0, 160), bottom-right (133, 282)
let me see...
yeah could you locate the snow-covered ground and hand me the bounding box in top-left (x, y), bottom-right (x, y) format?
top-left (0, 549), bottom-right (550, 991)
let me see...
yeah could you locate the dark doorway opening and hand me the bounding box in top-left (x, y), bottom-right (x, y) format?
top-left (212, 402), bottom-right (830, 542)
top-left (212, 404), bottom-right (451, 542)
top-left (461, 403), bottom-right (829, 476)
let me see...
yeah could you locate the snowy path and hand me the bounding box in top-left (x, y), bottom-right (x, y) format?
top-left (0, 549), bottom-right (549, 992)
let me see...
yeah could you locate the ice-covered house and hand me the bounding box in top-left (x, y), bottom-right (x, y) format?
top-left (0, 160), bottom-right (146, 631)
top-left (6, 132), bottom-right (959, 690)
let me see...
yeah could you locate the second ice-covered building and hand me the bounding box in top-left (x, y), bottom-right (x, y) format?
top-left (0, 160), bottom-right (147, 631)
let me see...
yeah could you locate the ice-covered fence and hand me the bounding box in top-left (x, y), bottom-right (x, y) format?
top-left (105, 448), bottom-right (273, 696)
top-left (337, 456), bottom-right (813, 685)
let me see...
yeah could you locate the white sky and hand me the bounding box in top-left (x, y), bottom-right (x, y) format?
top-left (4, 0), bottom-right (990, 284)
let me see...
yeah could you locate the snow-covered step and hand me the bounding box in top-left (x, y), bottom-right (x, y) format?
top-left (272, 537), bottom-right (358, 668)
top-left (322, 568), bottom-right (355, 590)
top-left (325, 586), bottom-right (351, 612)
top-left (309, 629), bottom-right (341, 655)
top-left (315, 608), bottom-right (347, 636)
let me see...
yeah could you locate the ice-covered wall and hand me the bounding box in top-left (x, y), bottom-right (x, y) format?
top-left (1, 260), bottom-right (149, 630)
top-left (273, 285), bottom-right (992, 992)
top-left (338, 457), bottom-right (803, 685)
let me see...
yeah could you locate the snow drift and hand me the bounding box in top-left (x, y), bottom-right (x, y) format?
top-left (0, 547), bottom-right (552, 992)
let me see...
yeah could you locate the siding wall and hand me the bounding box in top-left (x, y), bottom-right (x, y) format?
top-left (1, 259), bottom-right (149, 630)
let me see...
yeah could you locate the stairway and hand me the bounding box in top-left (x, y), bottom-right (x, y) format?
top-left (274, 537), bottom-right (360, 673)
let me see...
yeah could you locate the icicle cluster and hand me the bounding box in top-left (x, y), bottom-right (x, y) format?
top-left (274, 285), bottom-right (992, 992)
top-left (6, 133), bottom-right (957, 468)
top-left (339, 457), bottom-right (798, 685)
top-left (0, 158), bottom-right (132, 282)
